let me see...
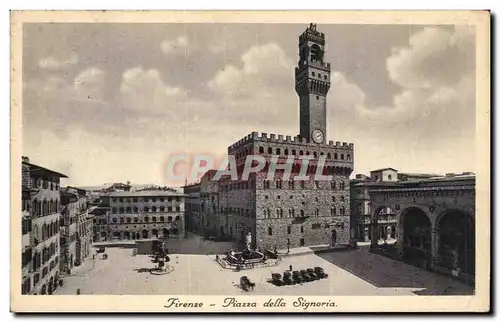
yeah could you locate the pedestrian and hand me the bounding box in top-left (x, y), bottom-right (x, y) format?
top-left (76, 288), bottom-right (81, 295)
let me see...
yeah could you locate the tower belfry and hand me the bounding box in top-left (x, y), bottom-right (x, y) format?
top-left (295, 23), bottom-right (331, 144)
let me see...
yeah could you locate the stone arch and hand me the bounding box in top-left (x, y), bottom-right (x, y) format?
top-left (435, 209), bottom-right (475, 276)
top-left (371, 205), bottom-right (397, 243)
top-left (399, 207), bottom-right (432, 265)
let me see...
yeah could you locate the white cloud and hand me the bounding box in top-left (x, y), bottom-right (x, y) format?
top-left (73, 67), bottom-right (106, 101)
top-left (208, 42), bottom-right (293, 99)
top-left (160, 36), bottom-right (190, 55)
top-left (119, 66), bottom-right (187, 121)
top-left (38, 53), bottom-right (79, 70)
top-left (387, 26), bottom-right (475, 90)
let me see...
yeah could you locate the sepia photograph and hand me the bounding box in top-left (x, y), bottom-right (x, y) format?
top-left (10, 10), bottom-right (490, 312)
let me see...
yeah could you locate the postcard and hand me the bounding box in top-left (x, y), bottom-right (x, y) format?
top-left (11, 10), bottom-right (490, 312)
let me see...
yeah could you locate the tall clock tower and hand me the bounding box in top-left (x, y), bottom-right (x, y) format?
top-left (295, 23), bottom-right (331, 144)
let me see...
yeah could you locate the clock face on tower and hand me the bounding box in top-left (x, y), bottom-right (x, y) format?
top-left (312, 129), bottom-right (324, 143)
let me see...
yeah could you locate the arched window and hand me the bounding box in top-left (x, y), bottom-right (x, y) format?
top-left (144, 207), bottom-right (149, 213)
top-left (167, 216), bottom-right (172, 223)
top-left (112, 218), bottom-right (117, 223)
top-left (347, 154), bottom-right (351, 160)
top-left (134, 218), bottom-right (138, 223)
top-left (267, 227), bottom-right (273, 236)
top-left (327, 153), bottom-right (331, 159)
top-left (152, 206), bottom-right (157, 213)
top-left (306, 151), bottom-right (310, 155)
top-left (300, 150), bottom-right (304, 155)
top-left (259, 147), bottom-right (264, 154)
top-left (152, 216), bottom-right (157, 222)
top-left (160, 216), bottom-right (164, 222)
top-left (331, 181), bottom-right (336, 190)
top-left (268, 147), bottom-right (273, 154)
top-left (287, 226), bottom-right (291, 234)
top-left (292, 150), bottom-right (296, 155)
top-left (33, 198), bottom-right (38, 215)
top-left (126, 218), bottom-right (131, 223)
top-left (284, 149), bottom-right (288, 155)
top-left (341, 154), bottom-right (344, 160)
top-left (144, 216), bottom-right (149, 222)
top-left (313, 152), bottom-right (317, 158)
top-left (334, 153), bottom-right (338, 160)
top-left (300, 209), bottom-right (305, 217)
top-left (276, 148), bottom-right (281, 155)
top-left (32, 224), bottom-right (39, 240)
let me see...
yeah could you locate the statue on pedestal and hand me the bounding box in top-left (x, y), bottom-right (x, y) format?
top-left (245, 232), bottom-right (252, 251)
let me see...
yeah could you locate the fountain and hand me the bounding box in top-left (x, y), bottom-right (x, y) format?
top-left (224, 232), bottom-right (266, 267)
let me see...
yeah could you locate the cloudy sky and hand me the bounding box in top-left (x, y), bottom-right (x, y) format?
top-left (22, 23), bottom-right (476, 186)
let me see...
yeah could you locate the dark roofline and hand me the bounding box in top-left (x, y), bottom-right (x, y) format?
top-left (64, 186), bottom-right (88, 194)
top-left (23, 161), bottom-right (68, 178)
top-left (369, 167), bottom-right (398, 173)
top-left (398, 173), bottom-right (442, 178)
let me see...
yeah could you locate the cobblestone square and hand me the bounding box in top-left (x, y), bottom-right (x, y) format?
top-left (54, 244), bottom-right (471, 296)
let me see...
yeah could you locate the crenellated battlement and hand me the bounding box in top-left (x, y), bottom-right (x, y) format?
top-left (228, 131), bottom-right (354, 152)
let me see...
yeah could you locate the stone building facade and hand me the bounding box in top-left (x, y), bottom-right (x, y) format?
top-left (21, 159), bottom-right (33, 294)
top-left (60, 187), bottom-right (93, 273)
top-left (368, 173), bottom-right (476, 280)
top-left (183, 182), bottom-right (200, 232)
top-left (22, 158), bottom-right (67, 295)
top-left (184, 24), bottom-right (355, 251)
top-left (94, 190), bottom-right (186, 241)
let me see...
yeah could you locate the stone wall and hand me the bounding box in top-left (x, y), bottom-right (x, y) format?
top-left (254, 170), bottom-right (351, 250)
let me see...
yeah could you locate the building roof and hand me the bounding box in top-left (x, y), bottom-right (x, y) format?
top-left (22, 161), bottom-right (68, 178)
top-left (369, 167), bottom-right (398, 173)
top-left (352, 181), bottom-right (400, 188)
top-left (398, 172), bottom-right (442, 178)
top-left (108, 190), bottom-right (186, 197)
